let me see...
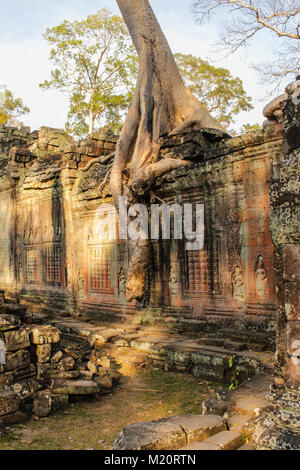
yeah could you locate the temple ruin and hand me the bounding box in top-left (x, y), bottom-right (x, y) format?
top-left (0, 76), bottom-right (299, 449)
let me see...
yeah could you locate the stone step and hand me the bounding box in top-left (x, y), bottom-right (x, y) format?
top-left (113, 414), bottom-right (226, 450)
top-left (235, 397), bottom-right (268, 417)
top-left (50, 317), bottom-right (273, 385)
top-left (180, 430), bottom-right (243, 451)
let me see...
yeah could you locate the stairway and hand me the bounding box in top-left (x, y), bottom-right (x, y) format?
top-left (48, 315), bottom-right (274, 386)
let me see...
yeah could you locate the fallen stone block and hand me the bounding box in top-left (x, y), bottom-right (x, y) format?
top-left (202, 398), bottom-right (234, 416)
top-left (1, 410), bottom-right (30, 426)
top-left (32, 391), bottom-right (52, 418)
top-left (3, 328), bottom-right (30, 352)
top-left (5, 349), bottom-right (31, 372)
top-left (0, 314), bottom-right (21, 332)
top-left (36, 344), bottom-right (51, 363)
top-left (58, 355), bottom-right (75, 371)
top-left (31, 326), bottom-right (60, 345)
top-left (114, 414), bottom-right (226, 451)
top-left (51, 379), bottom-right (99, 395)
top-left (89, 329), bottom-right (124, 347)
top-left (0, 388), bottom-right (20, 416)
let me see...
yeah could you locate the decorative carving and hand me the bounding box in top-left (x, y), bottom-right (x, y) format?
top-left (118, 267), bottom-right (127, 297)
top-left (255, 255), bottom-right (267, 297)
top-left (232, 265), bottom-right (245, 301)
top-left (169, 264), bottom-right (178, 296)
top-left (77, 268), bottom-right (85, 297)
top-left (89, 245), bottom-right (113, 293)
top-left (44, 244), bottom-right (62, 285)
top-left (186, 249), bottom-right (209, 293)
top-left (25, 248), bottom-right (38, 284)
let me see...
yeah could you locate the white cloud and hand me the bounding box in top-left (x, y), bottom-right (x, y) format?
top-left (0, 39), bottom-right (69, 130)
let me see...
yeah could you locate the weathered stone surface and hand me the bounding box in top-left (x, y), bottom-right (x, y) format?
top-left (89, 329), bottom-right (124, 346)
top-left (205, 430), bottom-right (243, 450)
top-left (36, 344), bottom-right (51, 363)
top-left (179, 441), bottom-right (220, 450)
top-left (94, 373), bottom-right (113, 390)
top-left (51, 351), bottom-right (63, 363)
top-left (235, 397), bottom-right (268, 417)
top-left (31, 326), bottom-right (60, 345)
top-left (4, 329), bottom-right (30, 352)
top-left (114, 414), bottom-right (226, 451)
top-left (202, 398), bottom-right (232, 416)
top-left (5, 349), bottom-right (30, 371)
top-left (33, 391), bottom-right (52, 418)
top-left (0, 314), bottom-right (21, 332)
top-left (228, 414), bottom-right (254, 436)
top-left (0, 388), bottom-right (20, 416)
top-left (51, 380), bottom-right (99, 396)
top-left (58, 356), bottom-right (75, 371)
top-left (1, 410), bottom-right (30, 426)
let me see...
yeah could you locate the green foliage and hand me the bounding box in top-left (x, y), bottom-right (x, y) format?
top-left (40, 9), bottom-right (138, 137)
top-left (0, 87), bottom-right (30, 126)
top-left (174, 53), bottom-right (253, 129)
top-left (228, 356), bottom-right (239, 391)
top-left (241, 123), bottom-right (262, 134)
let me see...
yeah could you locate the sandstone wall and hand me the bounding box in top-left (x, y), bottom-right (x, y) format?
top-left (0, 123), bottom-right (281, 328)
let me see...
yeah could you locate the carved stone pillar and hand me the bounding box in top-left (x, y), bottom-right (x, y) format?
top-left (255, 78), bottom-right (300, 449)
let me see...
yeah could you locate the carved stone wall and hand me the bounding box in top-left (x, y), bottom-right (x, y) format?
top-left (0, 123), bottom-right (281, 326)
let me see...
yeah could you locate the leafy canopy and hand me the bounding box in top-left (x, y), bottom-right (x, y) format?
top-left (0, 87), bottom-right (30, 126)
top-left (40, 9), bottom-right (138, 137)
top-left (175, 53), bottom-right (253, 129)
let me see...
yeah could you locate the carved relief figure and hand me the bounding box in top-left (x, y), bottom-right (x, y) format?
top-left (118, 268), bottom-right (127, 297)
top-left (255, 255), bottom-right (267, 297)
top-left (232, 265), bottom-right (245, 301)
top-left (77, 268), bottom-right (85, 297)
top-left (169, 265), bottom-right (178, 295)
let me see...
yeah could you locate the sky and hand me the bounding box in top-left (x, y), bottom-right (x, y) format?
top-left (0, 0), bottom-right (284, 132)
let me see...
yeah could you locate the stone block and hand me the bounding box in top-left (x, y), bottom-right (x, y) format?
top-left (114, 414), bottom-right (226, 451)
top-left (32, 391), bottom-right (52, 418)
top-left (31, 326), bottom-right (60, 345)
top-left (283, 245), bottom-right (300, 282)
top-left (0, 314), bottom-right (21, 332)
top-left (4, 328), bottom-right (30, 352)
top-left (205, 430), bottom-right (243, 450)
top-left (51, 379), bottom-right (99, 395)
top-left (36, 344), bottom-right (51, 363)
top-left (5, 349), bottom-right (30, 371)
top-left (0, 389), bottom-right (20, 416)
top-left (1, 410), bottom-right (30, 426)
top-left (235, 397), bottom-right (268, 417)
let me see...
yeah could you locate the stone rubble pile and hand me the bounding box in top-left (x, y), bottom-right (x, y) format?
top-left (0, 295), bottom-right (120, 432)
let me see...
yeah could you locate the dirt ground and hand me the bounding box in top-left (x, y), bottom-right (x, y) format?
top-left (0, 351), bottom-right (225, 450)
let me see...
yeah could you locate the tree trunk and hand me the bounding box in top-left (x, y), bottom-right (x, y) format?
top-left (111, 0), bottom-right (223, 303)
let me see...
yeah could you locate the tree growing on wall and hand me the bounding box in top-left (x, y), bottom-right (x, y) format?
top-left (111, 0), bottom-right (225, 303)
top-left (191, 0), bottom-right (300, 89)
top-left (40, 9), bottom-right (138, 137)
top-left (0, 87), bottom-right (30, 126)
top-left (175, 53), bottom-right (253, 129)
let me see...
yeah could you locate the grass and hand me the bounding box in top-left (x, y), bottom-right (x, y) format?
top-left (0, 367), bottom-right (225, 451)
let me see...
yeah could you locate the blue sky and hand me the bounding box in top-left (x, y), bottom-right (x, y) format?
top-left (0, 0), bottom-right (280, 131)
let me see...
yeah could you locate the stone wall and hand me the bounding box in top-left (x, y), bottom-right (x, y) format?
top-left (0, 121), bottom-right (281, 331)
top-left (253, 78), bottom-right (300, 450)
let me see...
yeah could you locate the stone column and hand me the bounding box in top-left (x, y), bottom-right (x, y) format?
top-left (256, 78), bottom-right (300, 449)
